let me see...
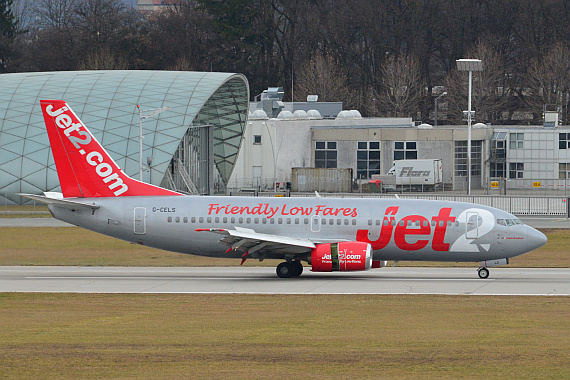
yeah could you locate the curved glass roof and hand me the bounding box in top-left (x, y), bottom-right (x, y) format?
top-left (0, 70), bottom-right (249, 204)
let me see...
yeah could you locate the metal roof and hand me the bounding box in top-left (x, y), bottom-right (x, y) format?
top-left (0, 70), bottom-right (249, 204)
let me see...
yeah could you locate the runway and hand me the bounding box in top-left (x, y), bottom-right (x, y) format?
top-left (0, 266), bottom-right (568, 296)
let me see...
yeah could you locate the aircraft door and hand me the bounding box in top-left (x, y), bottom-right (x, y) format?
top-left (134, 207), bottom-right (146, 235)
top-left (311, 215), bottom-right (321, 233)
top-left (465, 211), bottom-right (479, 239)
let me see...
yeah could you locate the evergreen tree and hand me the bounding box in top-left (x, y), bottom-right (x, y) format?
top-left (0, 0), bottom-right (19, 72)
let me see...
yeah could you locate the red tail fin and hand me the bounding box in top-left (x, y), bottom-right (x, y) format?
top-left (41, 100), bottom-right (182, 198)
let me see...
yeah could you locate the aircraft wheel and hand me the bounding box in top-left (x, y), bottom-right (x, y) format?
top-left (291, 261), bottom-right (303, 277)
top-left (478, 267), bottom-right (490, 279)
top-left (276, 262), bottom-right (292, 278)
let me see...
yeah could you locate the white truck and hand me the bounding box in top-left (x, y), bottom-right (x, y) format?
top-left (372, 159), bottom-right (443, 192)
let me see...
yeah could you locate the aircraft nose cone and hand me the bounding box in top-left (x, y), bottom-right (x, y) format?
top-left (527, 227), bottom-right (547, 251)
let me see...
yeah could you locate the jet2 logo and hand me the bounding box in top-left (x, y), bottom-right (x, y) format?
top-left (45, 104), bottom-right (128, 196)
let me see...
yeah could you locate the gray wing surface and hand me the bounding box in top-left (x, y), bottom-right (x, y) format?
top-left (196, 226), bottom-right (317, 258)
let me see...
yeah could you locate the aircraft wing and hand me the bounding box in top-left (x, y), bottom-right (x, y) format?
top-left (196, 226), bottom-right (317, 260)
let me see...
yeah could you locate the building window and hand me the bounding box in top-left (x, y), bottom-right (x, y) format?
top-left (490, 162), bottom-right (506, 178)
top-left (559, 163), bottom-right (570, 179)
top-left (357, 141), bottom-right (381, 179)
top-left (509, 133), bottom-right (524, 149)
top-left (560, 133), bottom-right (569, 149)
top-left (454, 141), bottom-right (482, 177)
top-left (315, 141), bottom-right (337, 168)
top-left (253, 135), bottom-right (261, 144)
top-left (509, 163), bottom-right (524, 179)
top-left (394, 141), bottom-right (417, 160)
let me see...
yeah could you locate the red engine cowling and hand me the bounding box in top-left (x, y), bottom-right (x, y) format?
top-left (310, 242), bottom-right (373, 272)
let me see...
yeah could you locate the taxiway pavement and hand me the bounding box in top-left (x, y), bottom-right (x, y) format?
top-left (0, 266), bottom-right (568, 296)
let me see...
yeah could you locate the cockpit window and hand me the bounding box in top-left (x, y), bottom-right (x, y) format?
top-left (497, 218), bottom-right (522, 227)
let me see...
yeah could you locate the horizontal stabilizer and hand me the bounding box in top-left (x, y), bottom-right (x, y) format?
top-left (19, 193), bottom-right (100, 211)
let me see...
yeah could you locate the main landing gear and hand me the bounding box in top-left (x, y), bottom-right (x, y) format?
top-left (276, 260), bottom-right (303, 278)
top-left (477, 267), bottom-right (490, 279)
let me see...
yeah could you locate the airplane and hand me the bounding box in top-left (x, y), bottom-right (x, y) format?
top-left (20, 100), bottom-right (547, 279)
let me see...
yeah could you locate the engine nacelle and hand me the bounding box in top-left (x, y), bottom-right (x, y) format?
top-left (310, 242), bottom-right (373, 272)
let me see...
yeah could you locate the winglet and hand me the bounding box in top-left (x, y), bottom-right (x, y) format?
top-left (40, 100), bottom-right (182, 198)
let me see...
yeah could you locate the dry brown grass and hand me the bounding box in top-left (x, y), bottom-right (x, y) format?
top-left (0, 227), bottom-right (568, 268)
top-left (0, 293), bottom-right (568, 379)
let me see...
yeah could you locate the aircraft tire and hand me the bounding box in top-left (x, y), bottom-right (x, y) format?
top-left (276, 262), bottom-right (292, 278)
top-left (291, 261), bottom-right (303, 277)
top-left (478, 267), bottom-right (490, 279)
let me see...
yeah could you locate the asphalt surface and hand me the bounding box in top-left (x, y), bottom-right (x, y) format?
top-left (0, 266), bottom-right (568, 295)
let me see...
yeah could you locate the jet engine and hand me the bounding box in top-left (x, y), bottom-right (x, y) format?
top-left (310, 242), bottom-right (372, 272)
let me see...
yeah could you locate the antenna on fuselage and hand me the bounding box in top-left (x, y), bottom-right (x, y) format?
top-left (394, 194), bottom-right (400, 199)
top-left (315, 191), bottom-right (321, 198)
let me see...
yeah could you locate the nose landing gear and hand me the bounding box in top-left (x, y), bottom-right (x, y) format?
top-left (477, 267), bottom-right (490, 279)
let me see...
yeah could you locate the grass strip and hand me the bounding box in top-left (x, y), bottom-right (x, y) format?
top-left (0, 227), bottom-right (568, 267)
top-left (0, 293), bottom-right (568, 379)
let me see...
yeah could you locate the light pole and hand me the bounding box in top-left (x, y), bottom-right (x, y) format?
top-left (434, 91), bottom-right (447, 126)
top-left (456, 59), bottom-right (483, 195)
top-left (137, 105), bottom-right (170, 181)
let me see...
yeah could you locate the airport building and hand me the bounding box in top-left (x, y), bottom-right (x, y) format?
top-left (230, 89), bottom-right (570, 194)
top-left (0, 70), bottom-right (248, 205)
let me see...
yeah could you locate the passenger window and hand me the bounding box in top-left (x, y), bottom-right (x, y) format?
top-left (447, 221), bottom-right (451, 226)
top-left (439, 220), bottom-right (444, 227)
top-left (278, 218), bottom-right (283, 224)
top-left (286, 218), bottom-right (291, 224)
top-left (399, 220), bottom-right (404, 226)
top-left (431, 220), bottom-right (436, 226)
top-left (167, 216), bottom-right (172, 223)
top-left (262, 218), bottom-right (267, 224)
top-left (175, 216), bottom-right (180, 223)
top-left (295, 218), bottom-right (299, 224)
top-left (223, 217), bottom-right (227, 223)
top-left (183, 217), bottom-right (188, 223)
top-left (246, 218), bottom-right (251, 224)
top-left (375, 220), bottom-right (380, 226)
top-left (215, 217), bottom-right (219, 223)
top-left (352, 219), bottom-right (356, 225)
top-left (238, 217), bottom-right (243, 223)
top-left (313, 218), bottom-right (318, 224)
top-left (368, 219), bottom-right (373, 226)
top-left (254, 218), bottom-right (259, 224)
top-left (423, 220), bottom-right (428, 227)
top-left (191, 217), bottom-right (196, 223)
top-left (231, 217), bottom-right (235, 223)
top-left (407, 220), bottom-right (411, 226)
top-left (207, 217), bottom-right (211, 223)
top-left (391, 220), bottom-right (396, 226)
top-left (329, 219), bottom-right (333, 225)
top-left (270, 218), bottom-right (275, 224)
top-left (304, 218), bottom-right (309, 224)
top-left (383, 220), bottom-right (389, 226)
top-left (199, 217), bottom-right (204, 223)
top-left (337, 219), bottom-right (341, 225)
top-left (344, 219), bottom-right (349, 225)
top-left (322, 219), bottom-right (326, 225)
top-left (455, 221), bottom-right (459, 227)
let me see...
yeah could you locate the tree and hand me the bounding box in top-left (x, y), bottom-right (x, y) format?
top-left (444, 43), bottom-right (511, 124)
top-left (295, 53), bottom-right (355, 108)
top-left (0, 0), bottom-right (19, 72)
top-left (375, 53), bottom-right (424, 118)
top-left (525, 43), bottom-right (570, 125)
